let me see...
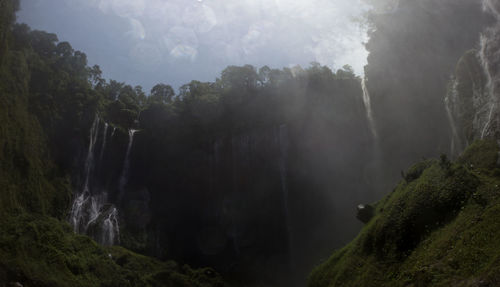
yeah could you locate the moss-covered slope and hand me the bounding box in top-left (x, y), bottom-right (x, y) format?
top-left (309, 140), bottom-right (500, 287)
top-left (0, 214), bottom-right (224, 287)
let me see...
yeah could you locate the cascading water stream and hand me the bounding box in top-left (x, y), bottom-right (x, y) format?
top-left (118, 129), bottom-right (138, 201)
top-left (83, 116), bottom-right (100, 193)
top-left (477, 0), bottom-right (500, 139)
top-left (102, 207), bottom-right (120, 246)
top-left (483, 0), bottom-right (500, 19)
top-left (444, 0), bottom-right (500, 149)
top-left (69, 116), bottom-right (121, 246)
top-left (361, 77), bottom-right (378, 140)
top-left (99, 123), bottom-right (109, 161)
top-left (361, 77), bottom-right (385, 200)
top-left (478, 34), bottom-right (497, 139)
top-left (444, 78), bottom-right (463, 156)
top-left (70, 116), bottom-right (100, 232)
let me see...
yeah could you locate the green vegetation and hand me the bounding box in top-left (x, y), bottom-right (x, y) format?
top-left (308, 140), bottom-right (500, 286)
top-left (0, 214), bottom-right (223, 287)
top-left (1, 0), bottom-right (369, 283)
top-left (0, 2), bottom-right (226, 286)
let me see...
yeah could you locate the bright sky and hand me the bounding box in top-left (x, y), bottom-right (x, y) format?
top-left (18, 0), bottom-right (370, 91)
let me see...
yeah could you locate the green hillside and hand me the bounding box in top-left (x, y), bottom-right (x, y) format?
top-left (309, 140), bottom-right (500, 287)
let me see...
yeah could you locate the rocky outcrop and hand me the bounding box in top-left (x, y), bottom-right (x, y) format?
top-left (446, 0), bottom-right (500, 154)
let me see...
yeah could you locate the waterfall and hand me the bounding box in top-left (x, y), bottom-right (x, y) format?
top-left (69, 116), bottom-right (120, 246)
top-left (70, 192), bottom-right (89, 233)
top-left (70, 116), bottom-right (100, 232)
top-left (278, 124), bottom-right (293, 266)
top-left (102, 207), bottom-right (120, 246)
top-left (118, 129), bottom-right (138, 201)
top-left (361, 77), bottom-right (378, 140)
top-left (111, 127), bottom-right (116, 138)
top-left (99, 123), bottom-right (109, 161)
top-left (444, 78), bottom-right (463, 156)
top-left (483, 0), bottom-right (500, 19)
top-left (475, 0), bottom-right (500, 139)
top-left (444, 1), bottom-right (500, 147)
top-left (478, 34), bottom-right (497, 139)
top-left (83, 116), bottom-right (100, 193)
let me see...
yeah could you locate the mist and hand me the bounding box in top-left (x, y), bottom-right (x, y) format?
top-left (2, 0), bottom-right (500, 286)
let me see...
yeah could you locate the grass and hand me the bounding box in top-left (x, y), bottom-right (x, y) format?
top-left (308, 140), bottom-right (500, 287)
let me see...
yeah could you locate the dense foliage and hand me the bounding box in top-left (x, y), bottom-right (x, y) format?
top-left (0, 214), bottom-right (224, 287)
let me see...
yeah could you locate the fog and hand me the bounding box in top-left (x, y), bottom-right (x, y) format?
top-left (5, 0), bottom-right (499, 286)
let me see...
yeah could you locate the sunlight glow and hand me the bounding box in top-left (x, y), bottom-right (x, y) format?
top-left (85, 0), bottom-right (370, 74)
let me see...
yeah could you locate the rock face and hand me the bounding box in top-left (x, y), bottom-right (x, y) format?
top-left (446, 0), bottom-right (500, 154)
top-left (365, 0), bottom-right (491, 191)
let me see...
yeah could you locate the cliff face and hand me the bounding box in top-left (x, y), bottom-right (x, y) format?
top-left (446, 0), bottom-right (500, 154)
top-left (93, 75), bottom-right (375, 285)
top-left (364, 0), bottom-right (492, 192)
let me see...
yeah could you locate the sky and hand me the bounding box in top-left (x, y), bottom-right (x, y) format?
top-left (17, 0), bottom-right (371, 92)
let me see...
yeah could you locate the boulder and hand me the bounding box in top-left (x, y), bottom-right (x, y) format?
top-left (356, 204), bottom-right (374, 224)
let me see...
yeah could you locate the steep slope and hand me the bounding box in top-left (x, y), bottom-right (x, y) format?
top-left (308, 140), bottom-right (500, 287)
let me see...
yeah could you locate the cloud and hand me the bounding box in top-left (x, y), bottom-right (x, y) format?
top-left (182, 4), bottom-right (217, 33)
top-left (74, 0), bottom-right (371, 81)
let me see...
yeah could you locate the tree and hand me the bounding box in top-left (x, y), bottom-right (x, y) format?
top-left (149, 83), bottom-right (175, 105)
top-left (88, 65), bottom-right (105, 88)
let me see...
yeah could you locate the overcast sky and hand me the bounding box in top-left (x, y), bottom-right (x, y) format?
top-left (17, 0), bottom-right (370, 92)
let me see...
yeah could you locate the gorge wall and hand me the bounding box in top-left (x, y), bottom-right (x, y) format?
top-left (65, 70), bottom-right (374, 285)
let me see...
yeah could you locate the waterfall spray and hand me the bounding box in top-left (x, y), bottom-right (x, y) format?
top-left (102, 207), bottom-right (120, 246)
